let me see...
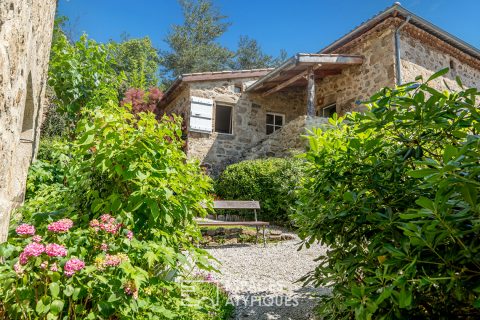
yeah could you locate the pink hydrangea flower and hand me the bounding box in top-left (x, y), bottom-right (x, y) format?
top-left (45, 243), bottom-right (67, 257)
top-left (64, 258), bottom-right (85, 277)
top-left (50, 263), bottom-right (58, 272)
top-left (89, 219), bottom-right (100, 231)
top-left (40, 261), bottom-right (48, 269)
top-left (23, 242), bottom-right (45, 257)
top-left (100, 214), bottom-right (113, 223)
top-left (16, 224), bottom-right (35, 236)
top-left (19, 252), bottom-right (28, 265)
top-left (100, 223), bottom-right (118, 234)
top-left (103, 254), bottom-right (128, 267)
top-left (47, 219), bottom-right (73, 233)
top-left (100, 243), bottom-right (108, 251)
top-left (32, 235), bottom-right (42, 243)
top-left (126, 230), bottom-right (134, 240)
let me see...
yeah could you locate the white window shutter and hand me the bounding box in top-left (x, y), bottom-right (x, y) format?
top-left (190, 96), bottom-right (213, 133)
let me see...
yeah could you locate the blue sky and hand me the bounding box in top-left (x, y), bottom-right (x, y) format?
top-left (58, 0), bottom-right (480, 58)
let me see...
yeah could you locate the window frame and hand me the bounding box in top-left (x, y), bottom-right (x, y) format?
top-left (214, 103), bottom-right (234, 135)
top-left (319, 103), bottom-right (337, 118)
top-left (266, 112), bottom-right (285, 135)
top-left (233, 84), bottom-right (243, 93)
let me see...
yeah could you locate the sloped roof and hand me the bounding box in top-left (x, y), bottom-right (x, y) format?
top-left (158, 69), bottom-right (272, 107)
top-left (160, 3), bottom-right (480, 104)
top-left (319, 3), bottom-right (480, 59)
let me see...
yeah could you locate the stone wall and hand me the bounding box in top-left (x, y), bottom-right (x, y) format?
top-left (316, 20), bottom-right (397, 115)
top-left (243, 115), bottom-right (330, 160)
top-left (187, 79), bottom-right (306, 175)
top-left (0, 0), bottom-right (56, 241)
top-left (399, 24), bottom-right (480, 90)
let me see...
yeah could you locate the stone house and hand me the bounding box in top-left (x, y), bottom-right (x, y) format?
top-left (0, 0), bottom-right (57, 241)
top-left (158, 3), bottom-right (480, 176)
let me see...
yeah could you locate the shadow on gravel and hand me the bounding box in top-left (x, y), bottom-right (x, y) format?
top-left (230, 286), bottom-right (329, 320)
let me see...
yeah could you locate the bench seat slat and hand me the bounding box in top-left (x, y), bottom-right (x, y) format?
top-left (197, 221), bottom-right (269, 226)
top-left (202, 200), bottom-right (260, 209)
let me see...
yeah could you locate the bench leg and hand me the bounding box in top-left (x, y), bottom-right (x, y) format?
top-left (255, 226), bottom-right (259, 244)
top-left (263, 226), bottom-right (266, 247)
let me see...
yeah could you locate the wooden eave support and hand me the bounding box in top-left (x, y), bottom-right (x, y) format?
top-left (307, 67), bottom-right (316, 117)
top-left (262, 64), bottom-right (322, 97)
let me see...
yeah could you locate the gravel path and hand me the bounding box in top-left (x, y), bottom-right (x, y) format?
top-left (206, 235), bottom-right (329, 320)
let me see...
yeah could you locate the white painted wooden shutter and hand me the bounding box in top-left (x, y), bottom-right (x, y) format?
top-left (189, 96), bottom-right (213, 133)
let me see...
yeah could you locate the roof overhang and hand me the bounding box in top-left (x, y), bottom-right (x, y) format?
top-left (158, 69), bottom-right (272, 108)
top-left (246, 53), bottom-right (364, 95)
top-left (319, 4), bottom-right (480, 60)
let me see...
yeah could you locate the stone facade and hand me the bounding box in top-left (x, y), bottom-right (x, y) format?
top-left (316, 20), bottom-right (397, 115)
top-left (243, 116), bottom-right (330, 160)
top-left (0, 0), bottom-right (56, 241)
top-left (181, 79), bottom-right (305, 175)
top-left (162, 15), bottom-right (480, 177)
top-left (399, 24), bottom-right (480, 90)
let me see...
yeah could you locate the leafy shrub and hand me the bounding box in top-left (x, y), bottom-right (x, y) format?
top-left (0, 30), bottom-right (225, 318)
top-left (25, 138), bottom-right (70, 200)
top-left (41, 101), bottom-right (69, 138)
top-left (294, 69), bottom-right (480, 319)
top-left (215, 158), bottom-right (304, 224)
top-left (2, 98), bottom-right (217, 318)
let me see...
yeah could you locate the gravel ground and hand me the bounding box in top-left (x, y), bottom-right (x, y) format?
top-left (206, 233), bottom-right (329, 320)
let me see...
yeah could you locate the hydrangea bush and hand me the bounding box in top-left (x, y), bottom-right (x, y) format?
top-left (1, 213), bottom-right (227, 319)
top-left (2, 216), bottom-right (138, 318)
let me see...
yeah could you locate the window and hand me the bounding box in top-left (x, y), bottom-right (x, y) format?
top-left (21, 74), bottom-right (35, 142)
top-left (233, 84), bottom-right (242, 93)
top-left (215, 104), bottom-right (233, 134)
top-left (318, 103), bottom-right (336, 118)
top-left (449, 59), bottom-right (455, 71)
top-left (449, 59), bottom-right (457, 77)
top-left (266, 112), bottom-right (284, 135)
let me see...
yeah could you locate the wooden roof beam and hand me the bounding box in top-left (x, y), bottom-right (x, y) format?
top-left (297, 54), bottom-right (364, 65)
top-left (262, 64), bottom-right (322, 97)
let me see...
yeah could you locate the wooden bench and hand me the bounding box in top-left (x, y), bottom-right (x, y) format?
top-left (198, 200), bottom-right (269, 247)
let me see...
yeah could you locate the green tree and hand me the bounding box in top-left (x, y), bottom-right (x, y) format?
top-left (230, 35), bottom-right (287, 70)
top-left (47, 32), bottom-right (120, 134)
top-left (110, 35), bottom-right (161, 90)
top-left (160, 0), bottom-right (233, 79)
top-left (294, 70), bottom-right (480, 319)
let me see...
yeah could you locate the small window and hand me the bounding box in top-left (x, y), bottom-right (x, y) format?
top-left (215, 104), bottom-right (233, 134)
top-left (266, 112), bottom-right (284, 135)
top-left (233, 84), bottom-right (242, 93)
top-left (449, 59), bottom-right (455, 71)
top-left (318, 103), bottom-right (336, 118)
top-left (449, 59), bottom-right (457, 77)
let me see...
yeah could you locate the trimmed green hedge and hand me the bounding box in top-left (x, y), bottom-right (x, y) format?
top-left (215, 158), bottom-right (304, 224)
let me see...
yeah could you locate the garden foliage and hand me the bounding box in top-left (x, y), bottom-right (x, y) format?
top-left (48, 32), bottom-right (119, 133)
top-left (294, 69), bottom-right (480, 319)
top-left (216, 158), bottom-right (304, 224)
top-left (0, 31), bottom-right (228, 319)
